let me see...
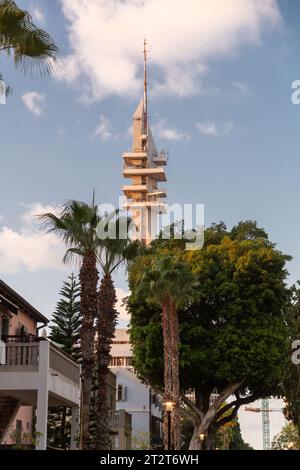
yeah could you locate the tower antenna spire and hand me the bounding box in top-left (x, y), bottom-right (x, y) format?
top-left (143, 38), bottom-right (148, 134)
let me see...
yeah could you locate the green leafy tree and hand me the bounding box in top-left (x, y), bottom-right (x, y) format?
top-left (0, 0), bottom-right (58, 74)
top-left (40, 200), bottom-right (100, 449)
top-left (128, 221), bottom-right (291, 450)
top-left (49, 273), bottom-right (81, 356)
top-left (272, 423), bottom-right (300, 450)
top-left (47, 274), bottom-right (81, 449)
top-left (282, 283), bottom-right (300, 437)
top-left (227, 421), bottom-right (253, 450)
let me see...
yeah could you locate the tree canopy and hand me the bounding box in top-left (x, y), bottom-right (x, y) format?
top-left (127, 221), bottom-right (291, 448)
top-left (282, 283), bottom-right (300, 437)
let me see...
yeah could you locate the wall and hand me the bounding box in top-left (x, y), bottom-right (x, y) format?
top-left (115, 368), bottom-right (151, 448)
top-left (9, 309), bottom-right (36, 336)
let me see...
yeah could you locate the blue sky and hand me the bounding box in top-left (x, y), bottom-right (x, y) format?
top-left (1, 0), bottom-right (300, 315)
top-left (1, 0), bottom-right (299, 449)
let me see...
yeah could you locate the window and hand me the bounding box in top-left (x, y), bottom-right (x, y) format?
top-left (126, 357), bottom-right (133, 367)
top-left (0, 317), bottom-right (9, 340)
top-left (111, 357), bottom-right (125, 367)
top-left (115, 434), bottom-right (120, 449)
top-left (117, 384), bottom-right (126, 401)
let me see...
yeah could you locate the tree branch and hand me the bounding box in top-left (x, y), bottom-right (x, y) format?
top-left (214, 404), bottom-right (240, 429)
top-left (0, 46), bottom-right (13, 51)
top-left (180, 393), bottom-right (204, 421)
top-left (214, 393), bottom-right (260, 428)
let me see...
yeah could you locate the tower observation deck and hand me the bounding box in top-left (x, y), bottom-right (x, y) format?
top-left (122, 41), bottom-right (167, 244)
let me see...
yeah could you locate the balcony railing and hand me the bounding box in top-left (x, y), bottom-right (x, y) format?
top-left (2, 342), bottom-right (39, 369)
top-left (110, 410), bottom-right (131, 429)
top-left (123, 162), bottom-right (166, 171)
top-left (0, 341), bottom-right (80, 385)
top-left (2, 334), bottom-right (38, 344)
top-left (49, 344), bottom-right (80, 384)
top-left (123, 197), bottom-right (165, 205)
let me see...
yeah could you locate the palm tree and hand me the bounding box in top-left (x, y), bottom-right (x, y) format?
top-left (95, 214), bottom-right (142, 449)
top-left (40, 200), bottom-right (100, 449)
top-left (0, 0), bottom-right (58, 74)
top-left (144, 254), bottom-right (194, 450)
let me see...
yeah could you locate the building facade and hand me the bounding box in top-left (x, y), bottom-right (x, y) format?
top-left (110, 329), bottom-right (162, 449)
top-left (0, 279), bottom-right (80, 449)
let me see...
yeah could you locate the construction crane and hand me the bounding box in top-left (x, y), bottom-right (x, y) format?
top-left (245, 399), bottom-right (283, 450)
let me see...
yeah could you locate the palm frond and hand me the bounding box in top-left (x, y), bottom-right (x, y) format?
top-left (0, 0), bottom-right (58, 75)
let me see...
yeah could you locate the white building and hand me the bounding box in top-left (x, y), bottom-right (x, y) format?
top-left (110, 329), bottom-right (162, 449)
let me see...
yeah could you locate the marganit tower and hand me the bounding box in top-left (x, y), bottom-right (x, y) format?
top-left (122, 40), bottom-right (167, 244)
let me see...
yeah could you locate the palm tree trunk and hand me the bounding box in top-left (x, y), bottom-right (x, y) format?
top-left (79, 251), bottom-right (98, 449)
top-left (169, 301), bottom-right (181, 450)
top-left (95, 273), bottom-right (118, 449)
top-left (161, 296), bottom-right (173, 449)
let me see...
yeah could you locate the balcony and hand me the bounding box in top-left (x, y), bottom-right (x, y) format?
top-left (110, 409), bottom-right (131, 429)
top-left (123, 151), bottom-right (148, 164)
top-left (123, 166), bottom-right (166, 182)
top-left (110, 409), bottom-right (132, 450)
top-left (0, 339), bottom-right (80, 450)
top-left (123, 199), bottom-right (167, 214)
top-left (152, 151), bottom-right (167, 166)
top-left (123, 184), bottom-right (148, 195)
top-left (0, 340), bottom-right (80, 385)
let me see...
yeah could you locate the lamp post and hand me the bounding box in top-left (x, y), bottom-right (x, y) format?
top-left (287, 442), bottom-right (295, 450)
top-left (199, 433), bottom-right (206, 450)
top-left (164, 401), bottom-right (175, 451)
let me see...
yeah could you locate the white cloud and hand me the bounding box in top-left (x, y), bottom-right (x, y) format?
top-left (22, 92), bottom-right (45, 116)
top-left (152, 118), bottom-right (189, 142)
top-left (195, 121), bottom-right (234, 137)
top-left (0, 204), bottom-right (66, 275)
top-left (94, 115), bottom-right (113, 141)
top-left (232, 81), bottom-right (249, 95)
top-left (116, 288), bottom-right (130, 328)
top-left (56, 0), bottom-right (281, 101)
top-left (31, 6), bottom-right (46, 26)
top-left (20, 202), bottom-right (61, 227)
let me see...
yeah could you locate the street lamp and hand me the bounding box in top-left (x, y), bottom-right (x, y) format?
top-left (287, 442), bottom-right (295, 450)
top-left (164, 401), bottom-right (175, 451)
top-left (199, 433), bottom-right (206, 450)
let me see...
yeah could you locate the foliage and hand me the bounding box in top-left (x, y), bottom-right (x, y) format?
top-left (40, 200), bottom-right (100, 449)
top-left (10, 427), bottom-right (42, 450)
top-left (95, 215), bottom-right (142, 449)
top-left (49, 273), bottom-right (81, 357)
top-left (47, 274), bottom-right (81, 449)
top-left (0, 0), bottom-right (58, 74)
top-left (128, 221), bottom-right (291, 448)
top-left (272, 423), bottom-right (300, 450)
top-left (131, 432), bottom-right (151, 450)
top-left (282, 283), bottom-right (300, 437)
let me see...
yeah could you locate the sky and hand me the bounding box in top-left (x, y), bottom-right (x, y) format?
top-left (0, 0), bottom-right (300, 449)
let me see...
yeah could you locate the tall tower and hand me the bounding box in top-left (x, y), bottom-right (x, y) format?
top-left (122, 40), bottom-right (167, 244)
